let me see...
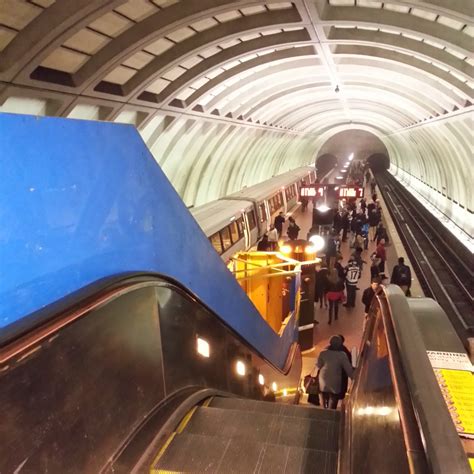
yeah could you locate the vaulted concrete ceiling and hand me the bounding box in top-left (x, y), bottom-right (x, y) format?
top-left (0, 1), bottom-right (472, 238)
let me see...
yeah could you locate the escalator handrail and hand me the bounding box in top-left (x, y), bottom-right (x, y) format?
top-left (0, 272), bottom-right (298, 376)
top-left (382, 285), bottom-right (470, 474)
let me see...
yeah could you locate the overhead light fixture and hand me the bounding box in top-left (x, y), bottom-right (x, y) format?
top-left (258, 374), bottom-right (265, 385)
top-left (316, 204), bottom-right (330, 212)
top-left (196, 338), bottom-right (210, 358)
top-left (336, 176), bottom-right (344, 180)
top-left (236, 360), bottom-right (246, 376)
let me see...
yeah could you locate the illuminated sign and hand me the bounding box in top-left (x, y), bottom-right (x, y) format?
top-left (300, 186), bottom-right (325, 197)
top-left (300, 185), bottom-right (364, 199)
top-left (338, 186), bottom-right (364, 198)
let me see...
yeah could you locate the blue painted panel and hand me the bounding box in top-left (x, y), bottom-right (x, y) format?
top-left (0, 113), bottom-right (296, 369)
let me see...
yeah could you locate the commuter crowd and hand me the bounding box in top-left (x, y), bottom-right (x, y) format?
top-left (255, 164), bottom-right (414, 410)
top-left (304, 167), bottom-right (412, 410)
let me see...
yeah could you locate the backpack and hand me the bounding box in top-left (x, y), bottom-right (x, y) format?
top-left (398, 265), bottom-right (410, 284)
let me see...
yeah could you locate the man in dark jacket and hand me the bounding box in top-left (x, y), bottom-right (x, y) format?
top-left (274, 212), bottom-right (285, 237)
top-left (391, 257), bottom-right (412, 296)
top-left (362, 278), bottom-right (380, 316)
top-left (368, 207), bottom-right (381, 241)
top-left (287, 220), bottom-right (300, 240)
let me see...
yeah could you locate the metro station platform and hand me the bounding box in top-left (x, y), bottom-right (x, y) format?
top-left (283, 174), bottom-right (425, 393)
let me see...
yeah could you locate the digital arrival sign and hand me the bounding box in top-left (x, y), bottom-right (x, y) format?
top-left (300, 184), bottom-right (364, 200)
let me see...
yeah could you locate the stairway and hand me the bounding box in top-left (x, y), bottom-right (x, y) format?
top-left (152, 397), bottom-right (340, 473)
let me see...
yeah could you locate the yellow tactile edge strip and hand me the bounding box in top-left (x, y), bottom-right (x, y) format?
top-left (150, 399), bottom-right (213, 473)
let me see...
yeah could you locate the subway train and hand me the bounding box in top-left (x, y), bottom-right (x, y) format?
top-left (191, 167), bottom-right (316, 261)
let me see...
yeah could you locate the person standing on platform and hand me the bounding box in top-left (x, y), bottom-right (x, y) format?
top-left (301, 197), bottom-right (308, 212)
top-left (370, 177), bottom-right (377, 195)
top-left (333, 210), bottom-right (343, 236)
top-left (370, 252), bottom-right (381, 280)
top-left (326, 231), bottom-right (339, 269)
top-left (368, 205), bottom-right (381, 241)
top-left (274, 211), bottom-right (285, 237)
top-left (375, 238), bottom-right (387, 275)
top-left (326, 269), bottom-right (345, 324)
top-left (344, 258), bottom-right (361, 308)
top-left (267, 224), bottom-right (278, 250)
top-left (362, 278), bottom-right (381, 318)
top-left (391, 257), bottom-right (412, 296)
top-left (365, 170), bottom-right (371, 186)
top-left (315, 335), bottom-right (354, 409)
top-left (256, 233), bottom-right (270, 251)
top-left (287, 218), bottom-right (300, 240)
top-left (315, 261), bottom-right (329, 309)
top-left (351, 246), bottom-right (366, 272)
top-left (341, 209), bottom-right (350, 242)
top-left (375, 222), bottom-right (389, 245)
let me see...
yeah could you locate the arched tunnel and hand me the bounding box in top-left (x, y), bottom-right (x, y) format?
top-left (0, 0), bottom-right (471, 238)
top-left (0, 2), bottom-right (473, 472)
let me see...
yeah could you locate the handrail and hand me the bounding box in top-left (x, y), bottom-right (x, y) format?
top-left (340, 284), bottom-right (470, 473)
top-left (383, 285), bottom-right (470, 474)
top-left (0, 273), bottom-right (299, 376)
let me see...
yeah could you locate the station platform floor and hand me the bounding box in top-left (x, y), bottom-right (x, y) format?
top-left (282, 176), bottom-right (425, 402)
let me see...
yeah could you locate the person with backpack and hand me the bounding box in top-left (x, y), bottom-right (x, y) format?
top-left (391, 257), bottom-right (412, 296)
top-left (368, 206), bottom-right (381, 241)
top-left (343, 258), bottom-right (361, 308)
top-left (326, 269), bottom-right (345, 324)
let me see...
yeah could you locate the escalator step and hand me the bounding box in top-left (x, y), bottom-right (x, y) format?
top-left (209, 397), bottom-right (340, 422)
top-left (153, 433), bottom-right (229, 472)
top-left (154, 433), bottom-right (338, 473)
top-left (183, 407), bottom-right (339, 452)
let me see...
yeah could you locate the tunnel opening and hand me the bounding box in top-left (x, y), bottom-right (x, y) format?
top-left (315, 154), bottom-right (338, 180)
top-left (367, 153), bottom-right (390, 172)
top-left (316, 129), bottom-right (390, 176)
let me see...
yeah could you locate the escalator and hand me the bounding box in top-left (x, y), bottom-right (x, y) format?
top-left (1, 115), bottom-right (471, 473)
top-left (1, 278), bottom-right (471, 473)
top-left (152, 397), bottom-right (339, 473)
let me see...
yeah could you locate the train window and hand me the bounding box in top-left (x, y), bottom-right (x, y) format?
top-left (229, 221), bottom-right (239, 244)
top-left (259, 203), bottom-right (266, 222)
top-left (236, 217), bottom-right (244, 237)
top-left (269, 198), bottom-right (274, 214)
top-left (286, 186), bottom-right (295, 200)
top-left (210, 233), bottom-right (223, 254)
top-left (220, 227), bottom-right (232, 251)
top-left (247, 211), bottom-right (256, 230)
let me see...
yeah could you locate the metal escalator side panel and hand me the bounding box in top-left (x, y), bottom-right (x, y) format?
top-left (0, 280), bottom-right (302, 472)
top-left (383, 285), bottom-right (471, 474)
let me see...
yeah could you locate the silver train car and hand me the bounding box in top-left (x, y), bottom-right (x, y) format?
top-left (191, 167), bottom-right (316, 261)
